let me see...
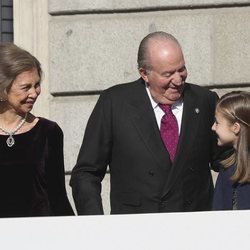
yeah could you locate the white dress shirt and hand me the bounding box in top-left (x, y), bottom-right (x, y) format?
top-left (145, 85), bottom-right (183, 134)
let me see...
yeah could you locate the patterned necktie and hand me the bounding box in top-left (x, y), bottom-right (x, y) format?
top-left (159, 104), bottom-right (179, 162)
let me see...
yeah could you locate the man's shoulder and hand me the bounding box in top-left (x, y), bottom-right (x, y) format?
top-left (105, 78), bottom-right (144, 93)
top-left (106, 78), bottom-right (144, 91)
top-left (185, 82), bottom-right (217, 97)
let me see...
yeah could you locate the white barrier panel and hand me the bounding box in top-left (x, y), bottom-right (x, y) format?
top-left (0, 210), bottom-right (249, 250)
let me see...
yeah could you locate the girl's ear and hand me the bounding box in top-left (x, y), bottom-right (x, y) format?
top-left (232, 122), bottom-right (241, 135)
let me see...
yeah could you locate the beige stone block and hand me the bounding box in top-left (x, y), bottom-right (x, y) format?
top-left (65, 174), bottom-right (76, 214)
top-left (213, 9), bottom-right (250, 84)
top-left (50, 10), bottom-right (215, 92)
top-left (49, 0), bottom-right (250, 13)
top-left (50, 95), bottom-right (99, 171)
top-left (212, 87), bottom-right (250, 97)
top-left (101, 173), bottom-right (111, 215)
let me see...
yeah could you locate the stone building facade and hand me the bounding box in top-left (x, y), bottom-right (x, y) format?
top-left (13, 0), bottom-right (250, 214)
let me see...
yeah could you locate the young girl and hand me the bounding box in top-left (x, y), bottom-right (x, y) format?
top-left (212, 91), bottom-right (250, 210)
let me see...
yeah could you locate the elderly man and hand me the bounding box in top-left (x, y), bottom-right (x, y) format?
top-left (71, 31), bottom-right (222, 215)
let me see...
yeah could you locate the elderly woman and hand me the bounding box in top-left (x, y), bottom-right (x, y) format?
top-left (0, 43), bottom-right (74, 217)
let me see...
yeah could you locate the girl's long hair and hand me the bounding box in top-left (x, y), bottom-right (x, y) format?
top-left (217, 91), bottom-right (250, 183)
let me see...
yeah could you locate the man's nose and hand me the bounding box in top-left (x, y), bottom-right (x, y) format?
top-left (172, 72), bottom-right (182, 85)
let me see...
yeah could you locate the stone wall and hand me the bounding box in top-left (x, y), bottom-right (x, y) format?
top-left (14, 0), bottom-right (250, 214)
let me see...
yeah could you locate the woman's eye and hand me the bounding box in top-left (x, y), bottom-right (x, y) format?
top-left (35, 82), bottom-right (41, 88)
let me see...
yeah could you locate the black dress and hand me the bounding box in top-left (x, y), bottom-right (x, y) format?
top-left (0, 118), bottom-right (74, 217)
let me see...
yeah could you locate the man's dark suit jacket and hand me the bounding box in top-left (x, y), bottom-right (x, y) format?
top-left (70, 78), bottom-right (221, 215)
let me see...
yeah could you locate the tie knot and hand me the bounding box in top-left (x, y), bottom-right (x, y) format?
top-left (159, 104), bottom-right (172, 114)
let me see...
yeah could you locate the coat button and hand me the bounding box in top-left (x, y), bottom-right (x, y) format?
top-left (160, 200), bottom-right (167, 207)
top-left (148, 170), bottom-right (154, 176)
top-left (189, 167), bottom-right (195, 172)
top-left (185, 199), bottom-right (192, 206)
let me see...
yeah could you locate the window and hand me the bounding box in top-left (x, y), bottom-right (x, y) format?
top-left (0, 0), bottom-right (13, 42)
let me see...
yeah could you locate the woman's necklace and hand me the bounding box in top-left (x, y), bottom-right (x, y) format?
top-left (0, 113), bottom-right (28, 147)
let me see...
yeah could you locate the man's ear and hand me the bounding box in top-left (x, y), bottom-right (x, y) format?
top-left (139, 68), bottom-right (149, 83)
top-left (232, 122), bottom-right (241, 135)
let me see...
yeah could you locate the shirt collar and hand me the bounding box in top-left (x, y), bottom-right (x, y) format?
top-left (145, 83), bottom-right (183, 110)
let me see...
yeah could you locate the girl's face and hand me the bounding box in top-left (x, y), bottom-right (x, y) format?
top-left (212, 110), bottom-right (240, 148)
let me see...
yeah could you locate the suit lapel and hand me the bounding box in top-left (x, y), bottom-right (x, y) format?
top-left (126, 80), bottom-right (171, 172)
top-left (175, 86), bottom-right (200, 163)
top-left (162, 84), bottom-right (202, 196)
top-left (124, 80), bottom-right (203, 195)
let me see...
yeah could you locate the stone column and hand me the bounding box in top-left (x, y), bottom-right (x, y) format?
top-left (13, 0), bottom-right (50, 118)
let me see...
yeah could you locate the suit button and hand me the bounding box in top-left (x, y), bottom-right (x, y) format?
top-left (148, 170), bottom-right (154, 176)
top-left (185, 199), bottom-right (192, 206)
top-left (160, 200), bottom-right (167, 207)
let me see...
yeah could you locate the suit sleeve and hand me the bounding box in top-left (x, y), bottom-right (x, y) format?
top-left (70, 91), bottom-right (112, 215)
top-left (46, 123), bottom-right (74, 215)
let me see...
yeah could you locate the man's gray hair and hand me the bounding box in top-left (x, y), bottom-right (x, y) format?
top-left (137, 31), bottom-right (181, 70)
